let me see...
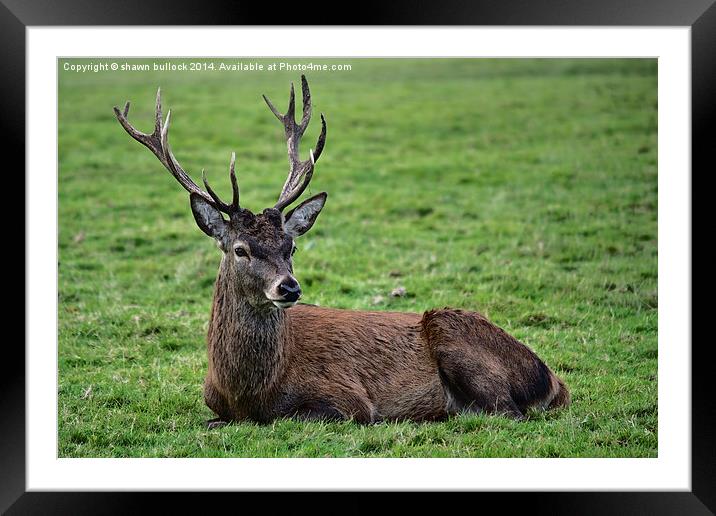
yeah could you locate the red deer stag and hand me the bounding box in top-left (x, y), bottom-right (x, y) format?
top-left (114, 76), bottom-right (570, 427)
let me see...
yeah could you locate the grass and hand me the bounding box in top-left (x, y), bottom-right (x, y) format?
top-left (58, 58), bottom-right (658, 457)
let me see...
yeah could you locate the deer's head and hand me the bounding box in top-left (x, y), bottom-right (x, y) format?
top-left (114, 76), bottom-right (327, 309)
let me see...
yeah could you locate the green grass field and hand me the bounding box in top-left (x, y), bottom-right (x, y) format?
top-left (58, 58), bottom-right (658, 457)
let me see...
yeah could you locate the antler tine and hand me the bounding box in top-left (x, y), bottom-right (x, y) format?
top-left (286, 82), bottom-right (296, 123)
top-left (160, 111), bottom-right (222, 207)
top-left (113, 87), bottom-right (169, 169)
top-left (114, 89), bottom-right (240, 216)
top-left (313, 113), bottom-right (327, 162)
top-left (298, 74), bottom-right (312, 136)
top-left (201, 169), bottom-right (232, 212)
top-left (154, 87), bottom-right (163, 135)
top-left (263, 75), bottom-right (327, 212)
top-left (262, 94), bottom-right (283, 121)
top-left (229, 152), bottom-right (240, 211)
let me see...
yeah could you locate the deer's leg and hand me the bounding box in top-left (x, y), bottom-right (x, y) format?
top-left (293, 400), bottom-right (348, 422)
top-left (279, 389), bottom-right (375, 424)
top-left (429, 328), bottom-right (525, 420)
top-left (294, 399), bottom-right (377, 424)
top-left (204, 378), bottom-right (232, 428)
top-left (436, 357), bottom-right (525, 420)
top-left (423, 309), bottom-right (537, 421)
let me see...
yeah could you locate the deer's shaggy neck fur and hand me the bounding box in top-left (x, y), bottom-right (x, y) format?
top-left (208, 255), bottom-right (286, 398)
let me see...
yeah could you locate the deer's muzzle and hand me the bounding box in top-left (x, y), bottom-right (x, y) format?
top-left (268, 276), bottom-right (302, 308)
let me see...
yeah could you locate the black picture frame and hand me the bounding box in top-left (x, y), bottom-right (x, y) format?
top-left (8, 1), bottom-right (711, 513)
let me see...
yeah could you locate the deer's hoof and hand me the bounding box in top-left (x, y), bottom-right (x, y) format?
top-left (206, 417), bottom-right (229, 430)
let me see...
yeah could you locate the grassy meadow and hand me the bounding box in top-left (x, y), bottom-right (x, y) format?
top-left (58, 58), bottom-right (658, 457)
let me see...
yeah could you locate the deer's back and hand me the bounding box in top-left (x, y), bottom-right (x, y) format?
top-left (283, 304), bottom-right (447, 421)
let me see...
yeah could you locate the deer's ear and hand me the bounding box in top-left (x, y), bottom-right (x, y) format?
top-left (190, 193), bottom-right (227, 241)
top-left (283, 192), bottom-right (327, 238)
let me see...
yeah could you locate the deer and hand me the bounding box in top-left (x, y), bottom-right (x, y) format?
top-left (114, 75), bottom-right (570, 428)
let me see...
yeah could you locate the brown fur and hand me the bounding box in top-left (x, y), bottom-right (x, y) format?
top-left (204, 249), bottom-right (570, 424)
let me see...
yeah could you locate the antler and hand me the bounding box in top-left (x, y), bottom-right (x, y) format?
top-left (113, 88), bottom-right (240, 215)
top-left (263, 75), bottom-right (327, 212)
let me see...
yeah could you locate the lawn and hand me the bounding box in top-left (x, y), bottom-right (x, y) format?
top-left (58, 58), bottom-right (658, 457)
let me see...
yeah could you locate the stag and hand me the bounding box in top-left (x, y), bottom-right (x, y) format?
top-left (114, 76), bottom-right (570, 427)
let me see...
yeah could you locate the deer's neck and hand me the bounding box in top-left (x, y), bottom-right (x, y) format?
top-left (208, 256), bottom-right (287, 396)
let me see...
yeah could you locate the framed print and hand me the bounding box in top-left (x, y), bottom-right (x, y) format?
top-left (9, 0), bottom-right (712, 513)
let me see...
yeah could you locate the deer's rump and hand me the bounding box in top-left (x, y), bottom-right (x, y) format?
top-left (278, 305), bottom-right (569, 422)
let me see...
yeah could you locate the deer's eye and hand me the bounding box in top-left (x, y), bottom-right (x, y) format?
top-left (234, 247), bottom-right (249, 258)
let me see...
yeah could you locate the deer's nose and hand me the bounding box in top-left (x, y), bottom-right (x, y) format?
top-left (277, 278), bottom-right (301, 302)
